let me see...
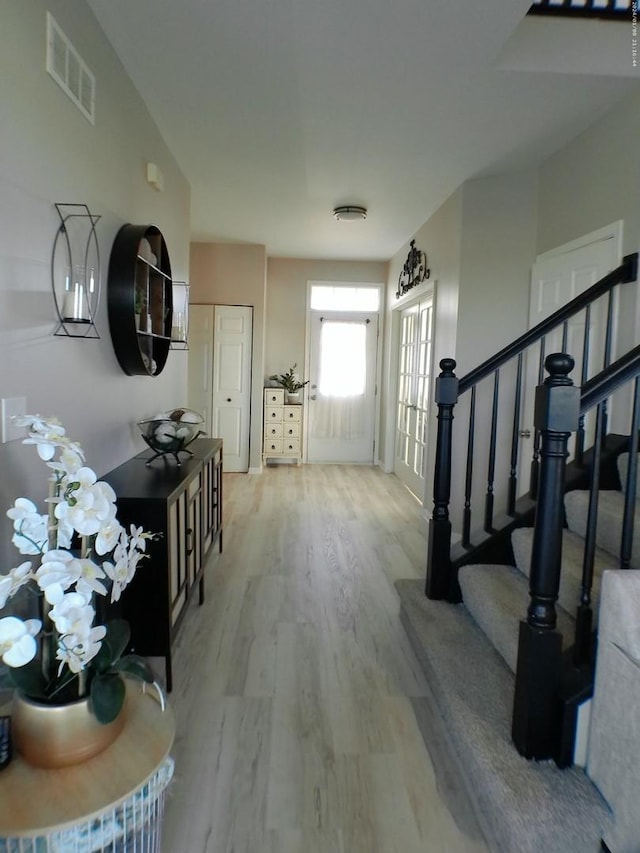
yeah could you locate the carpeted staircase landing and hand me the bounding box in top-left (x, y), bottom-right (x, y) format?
top-left (395, 473), bottom-right (640, 851)
top-left (397, 580), bottom-right (611, 853)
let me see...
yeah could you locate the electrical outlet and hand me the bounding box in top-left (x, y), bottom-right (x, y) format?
top-left (1, 398), bottom-right (27, 443)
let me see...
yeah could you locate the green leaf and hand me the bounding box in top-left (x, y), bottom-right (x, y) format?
top-left (90, 672), bottom-right (126, 724)
top-left (103, 619), bottom-right (131, 663)
top-left (111, 654), bottom-right (154, 683)
top-left (92, 619), bottom-right (132, 674)
top-left (91, 640), bottom-right (114, 674)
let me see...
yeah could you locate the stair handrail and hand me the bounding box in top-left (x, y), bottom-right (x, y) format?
top-left (459, 254), bottom-right (637, 395)
top-left (580, 342), bottom-right (640, 413)
top-left (426, 252), bottom-right (638, 601)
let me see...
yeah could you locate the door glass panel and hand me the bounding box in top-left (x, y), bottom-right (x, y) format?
top-left (319, 322), bottom-right (366, 396)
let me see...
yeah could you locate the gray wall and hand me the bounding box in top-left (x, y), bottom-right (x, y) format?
top-left (383, 172), bottom-right (538, 528)
top-left (0, 0), bottom-right (191, 567)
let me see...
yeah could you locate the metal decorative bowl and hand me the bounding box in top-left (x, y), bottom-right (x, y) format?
top-left (137, 409), bottom-right (204, 465)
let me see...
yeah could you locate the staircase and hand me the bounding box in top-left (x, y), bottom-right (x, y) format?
top-left (397, 253), bottom-right (640, 851)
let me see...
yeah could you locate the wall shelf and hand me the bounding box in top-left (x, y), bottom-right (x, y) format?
top-left (51, 203), bottom-right (101, 338)
top-left (107, 224), bottom-right (173, 376)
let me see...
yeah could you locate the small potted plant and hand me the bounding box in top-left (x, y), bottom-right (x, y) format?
top-left (270, 364), bottom-right (309, 403)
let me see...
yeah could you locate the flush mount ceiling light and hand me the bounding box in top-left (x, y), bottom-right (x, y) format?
top-left (333, 205), bottom-right (367, 222)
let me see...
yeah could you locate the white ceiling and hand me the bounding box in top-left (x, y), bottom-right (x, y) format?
top-left (86, 0), bottom-right (638, 261)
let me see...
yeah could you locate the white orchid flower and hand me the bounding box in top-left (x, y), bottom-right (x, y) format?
top-left (55, 516), bottom-right (74, 549)
top-left (22, 419), bottom-right (67, 461)
top-left (95, 519), bottom-right (125, 556)
top-left (35, 550), bottom-right (78, 604)
top-left (56, 624), bottom-right (106, 674)
top-left (36, 552), bottom-right (107, 604)
top-left (48, 445), bottom-right (85, 477)
top-left (73, 557), bottom-right (108, 598)
top-left (3, 415), bottom-right (157, 702)
top-left (125, 548), bottom-right (143, 585)
top-left (0, 562), bottom-right (33, 608)
top-left (0, 616), bottom-right (41, 667)
top-left (13, 414), bottom-right (64, 438)
top-left (102, 559), bottom-right (128, 602)
top-left (55, 472), bottom-right (117, 537)
top-left (7, 498), bottom-right (48, 555)
top-left (48, 591), bottom-right (95, 637)
top-left (128, 524), bottom-right (151, 553)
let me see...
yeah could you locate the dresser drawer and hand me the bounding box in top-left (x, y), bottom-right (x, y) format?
top-left (265, 406), bottom-right (283, 422)
top-left (265, 422), bottom-right (283, 438)
top-left (264, 388), bottom-right (285, 405)
top-left (264, 438), bottom-right (283, 454)
top-left (283, 405), bottom-right (301, 423)
top-left (282, 439), bottom-right (301, 456)
top-left (282, 422), bottom-right (300, 438)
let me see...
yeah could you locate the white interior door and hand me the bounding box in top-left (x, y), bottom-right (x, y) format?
top-left (188, 304), bottom-right (253, 472)
top-left (394, 297), bottom-right (433, 501)
top-left (518, 232), bottom-right (619, 491)
top-left (212, 305), bottom-right (253, 472)
top-left (306, 310), bottom-right (378, 463)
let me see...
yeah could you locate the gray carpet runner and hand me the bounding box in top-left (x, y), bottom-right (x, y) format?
top-left (397, 579), bottom-right (612, 852)
top-left (458, 562), bottom-right (576, 673)
top-left (397, 458), bottom-right (640, 850)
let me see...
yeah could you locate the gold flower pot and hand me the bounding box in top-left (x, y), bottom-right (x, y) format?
top-left (12, 692), bottom-right (127, 769)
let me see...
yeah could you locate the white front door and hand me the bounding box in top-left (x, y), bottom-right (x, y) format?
top-left (394, 297), bottom-right (433, 501)
top-left (188, 304), bottom-right (253, 473)
top-left (306, 310), bottom-right (378, 463)
top-left (518, 229), bottom-right (620, 491)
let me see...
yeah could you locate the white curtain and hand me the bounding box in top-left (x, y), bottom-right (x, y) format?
top-left (314, 321), bottom-right (367, 439)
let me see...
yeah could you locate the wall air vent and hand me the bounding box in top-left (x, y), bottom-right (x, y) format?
top-left (46, 13), bottom-right (95, 125)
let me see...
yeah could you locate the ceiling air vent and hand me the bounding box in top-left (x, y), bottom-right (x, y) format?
top-left (46, 12), bottom-right (95, 125)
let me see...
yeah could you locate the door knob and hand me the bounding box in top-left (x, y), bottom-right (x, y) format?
top-left (309, 394), bottom-right (317, 400)
top-left (519, 429), bottom-right (532, 438)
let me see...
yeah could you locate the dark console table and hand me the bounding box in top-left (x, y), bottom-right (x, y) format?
top-left (104, 438), bottom-right (223, 691)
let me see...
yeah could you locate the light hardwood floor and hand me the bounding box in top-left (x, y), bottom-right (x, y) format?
top-left (161, 465), bottom-right (488, 853)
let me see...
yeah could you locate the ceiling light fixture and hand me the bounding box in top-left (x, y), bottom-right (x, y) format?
top-left (333, 205), bottom-right (367, 222)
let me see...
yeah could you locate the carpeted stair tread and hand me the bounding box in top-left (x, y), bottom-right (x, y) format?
top-left (564, 489), bottom-right (639, 568)
top-left (396, 579), bottom-right (612, 853)
top-left (511, 527), bottom-right (616, 624)
top-left (458, 563), bottom-right (576, 673)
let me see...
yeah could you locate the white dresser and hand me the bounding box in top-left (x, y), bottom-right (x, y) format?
top-left (263, 388), bottom-right (303, 464)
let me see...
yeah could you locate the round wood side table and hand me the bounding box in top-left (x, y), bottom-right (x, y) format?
top-left (0, 684), bottom-right (175, 852)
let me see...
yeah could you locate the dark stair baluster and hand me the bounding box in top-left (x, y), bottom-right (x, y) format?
top-left (484, 369), bottom-right (500, 532)
top-left (462, 385), bottom-right (476, 548)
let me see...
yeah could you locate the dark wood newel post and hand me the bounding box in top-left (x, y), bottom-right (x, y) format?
top-left (426, 358), bottom-right (459, 600)
top-left (512, 353), bottom-right (579, 760)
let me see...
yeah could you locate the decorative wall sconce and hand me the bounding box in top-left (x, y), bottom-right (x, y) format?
top-left (170, 281), bottom-right (190, 349)
top-left (52, 203), bottom-right (101, 337)
top-left (396, 239), bottom-right (430, 299)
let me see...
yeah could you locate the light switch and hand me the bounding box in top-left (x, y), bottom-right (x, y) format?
top-left (1, 398), bottom-right (27, 443)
